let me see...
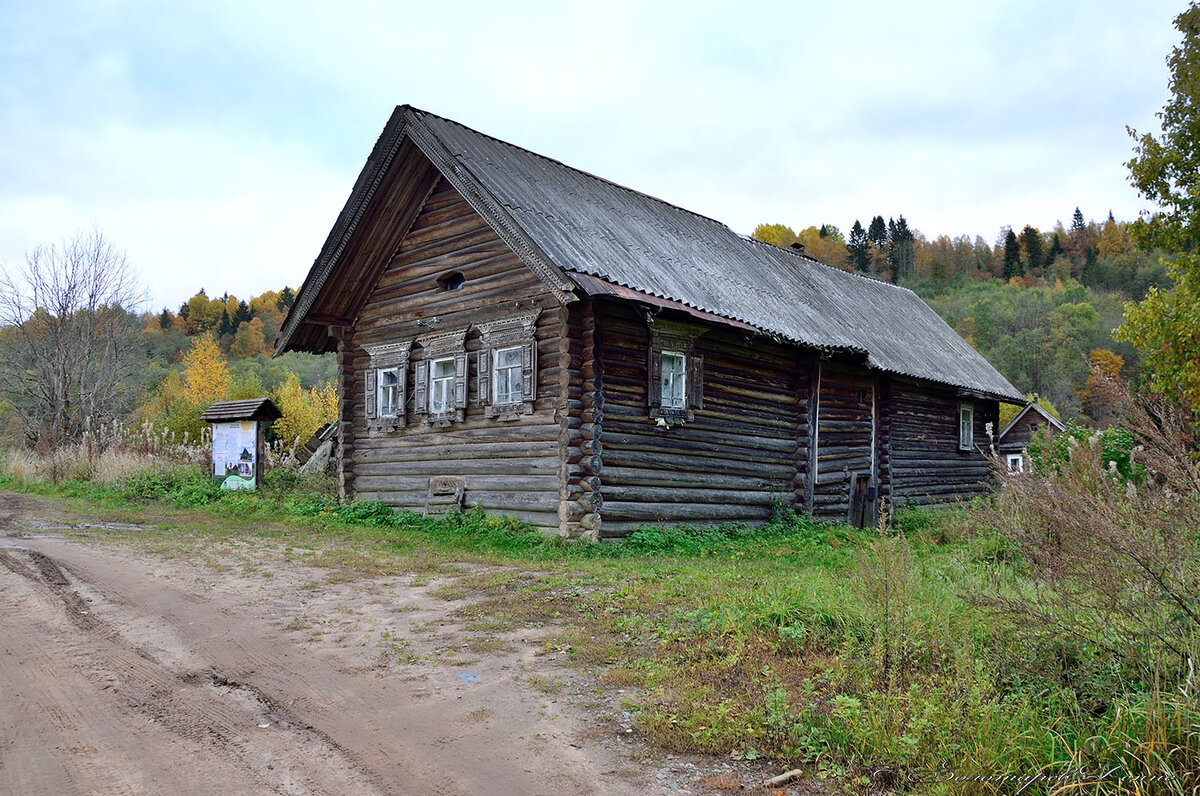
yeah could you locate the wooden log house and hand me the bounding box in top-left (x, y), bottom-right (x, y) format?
top-left (275, 106), bottom-right (1024, 539)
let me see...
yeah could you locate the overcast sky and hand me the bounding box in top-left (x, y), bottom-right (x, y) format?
top-left (0, 1), bottom-right (1185, 311)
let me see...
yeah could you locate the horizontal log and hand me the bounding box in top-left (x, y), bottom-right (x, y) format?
top-left (350, 456), bottom-right (561, 477)
top-left (600, 501), bottom-right (774, 522)
top-left (355, 440), bottom-right (559, 463)
top-left (601, 448), bottom-right (793, 479)
top-left (600, 466), bottom-right (774, 490)
top-left (601, 485), bottom-right (779, 506)
top-left (351, 474), bottom-right (560, 493)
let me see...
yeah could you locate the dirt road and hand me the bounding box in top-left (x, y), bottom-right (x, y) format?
top-left (0, 494), bottom-right (678, 795)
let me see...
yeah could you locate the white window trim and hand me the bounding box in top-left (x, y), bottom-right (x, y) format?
top-left (959, 402), bottom-right (974, 451)
top-left (1006, 453), bottom-right (1024, 473)
top-left (414, 327), bottom-right (469, 426)
top-left (492, 345), bottom-right (524, 407)
top-left (429, 356), bottom-right (455, 415)
top-left (377, 366), bottom-right (400, 418)
top-left (660, 350), bottom-right (687, 410)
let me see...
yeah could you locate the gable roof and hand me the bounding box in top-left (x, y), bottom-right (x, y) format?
top-left (997, 400), bottom-right (1067, 441)
top-left (278, 105), bottom-right (1022, 402)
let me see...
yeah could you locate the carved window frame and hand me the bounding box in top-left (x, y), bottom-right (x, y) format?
top-left (476, 311), bottom-right (539, 420)
top-left (646, 315), bottom-right (706, 423)
top-left (363, 341), bottom-right (411, 436)
top-left (414, 327), bottom-right (468, 426)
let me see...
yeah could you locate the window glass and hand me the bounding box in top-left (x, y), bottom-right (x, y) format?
top-left (430, 358), bottom-right (454, 414)
top-left (959, 403), bottom-right (974, 449)
top-left (493, 346), bottom-right (523, 405)
top-left (661, 351), bottom-right (686, 409)
top-left (378, 367), bottom-right (399, 417)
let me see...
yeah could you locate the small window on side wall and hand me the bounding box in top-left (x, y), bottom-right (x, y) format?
top-left (959, 402), bottom-right (974, 450)
top-left (646, 316), bottom-right (706, 424)
top-left (660, 351), bottom-right (687, 409)
top-left (1006, 453), bottom-right (1024, 473)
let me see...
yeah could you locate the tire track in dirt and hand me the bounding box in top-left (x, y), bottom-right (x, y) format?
top-left (0, 547), bottom-right (393, 795)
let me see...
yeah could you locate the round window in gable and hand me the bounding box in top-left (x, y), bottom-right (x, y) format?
top-left (437, 271), bottom-right (466, 292)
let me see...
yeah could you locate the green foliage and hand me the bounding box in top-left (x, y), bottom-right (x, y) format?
top-left (1120, 4), bottom-right (1200, 411)
top-left (1127, 3), bottom-right (1200, 251)
top-left (1117, 255), bottom-right (1200, 410)
top-left (1029, 420), bottom-right (1143, 482)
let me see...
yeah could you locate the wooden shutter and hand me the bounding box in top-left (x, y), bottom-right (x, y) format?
top-left (687, 353), bottom-right (704, 410)
top-left (453, 352), bottom-right (468, 409)
top-left (364, 368), bottom-right (376, 419)
top-left (397, 364), bottom-right (408, 421)
top-left (647, 347), bottom-right (662, 409)
top-left (477, 349), bottom-right (491, 405)
top-left (414, 360), bottom-right (428, 415)
top-left (521, 340), bottom-right (536, 402)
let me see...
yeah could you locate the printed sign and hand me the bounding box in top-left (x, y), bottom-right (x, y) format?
top-left (212, 421), bottom-right (257, 490)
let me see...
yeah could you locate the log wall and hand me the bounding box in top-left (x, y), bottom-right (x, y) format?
top-left (346, 179), bottom-right (569, 534)
top-left (592, 301), bottom-right (803, 539)
top-left (810, 360), bottom-right (876, 520)
top-left (885, 377), bottom-right (999, 507)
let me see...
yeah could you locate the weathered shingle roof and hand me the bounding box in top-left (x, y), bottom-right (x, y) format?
top-left (280, 106), bottom-right (1022, 402)
top-left (200, 399), bottom-right (283, 423)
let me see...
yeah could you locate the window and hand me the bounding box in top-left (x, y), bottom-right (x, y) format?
top-left (429, 357), bottom-right (455, 414)
top-left (959, 402), bottom-right (974, 450)
top-left (1006, 453), bottom-right (1024, 473)
top-left (476, 311), bottom-right (539, 419)
top-left (377, 367), bottom-right (400, 417)
top-left (660, 351), bottom-right (686, 409)
top-left (413, 328), bottom-right (468, 425)
top-left (363, 341), bottom-right (411, 434)
top-left (647, 316), bottom-right (707, 423)
top-left (493, 346), bottom-right (523, 406)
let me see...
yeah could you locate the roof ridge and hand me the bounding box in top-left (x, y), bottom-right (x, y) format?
top-left (407, 106), bottom-right (736, 233)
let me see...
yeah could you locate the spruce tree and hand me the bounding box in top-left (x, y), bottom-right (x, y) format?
top-left (1002, 228), bottom-right (1022, 279)
top-left (867, 216), bottom-right (888, 249)
top-left (847, 221), bottom-right (871, 272)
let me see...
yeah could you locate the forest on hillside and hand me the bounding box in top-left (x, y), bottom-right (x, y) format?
top-left (752, 209), bottom-right (1171, 420)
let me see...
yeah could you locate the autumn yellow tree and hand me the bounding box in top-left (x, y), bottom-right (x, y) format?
top-left (182, 333), bottom-right (231, 406)
top-left (229, 317), bottom-right (268, 358)
top-left (271, 373), bottom-right (338, 452)
top-left (1079, 349), bottom-right (1126, 423)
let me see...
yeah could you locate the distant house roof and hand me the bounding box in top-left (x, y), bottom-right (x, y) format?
top-left (278, 106), bottom-right (1023, 402)
top-left (997, 400), bottom-right (1066, 442)
top-left (200, 399), bottom-right (283, 423)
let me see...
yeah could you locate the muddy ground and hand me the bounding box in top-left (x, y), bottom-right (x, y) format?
top-left (0, 493), bottom-right (817, 795)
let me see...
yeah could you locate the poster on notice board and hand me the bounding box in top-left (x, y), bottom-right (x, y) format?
top-left (212, 421), bottom-right (257, 490)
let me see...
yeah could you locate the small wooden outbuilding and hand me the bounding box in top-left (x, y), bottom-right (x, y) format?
top-left (995, 399), bottom-right (1066, 473)
top-left (275, 106), bottom-right (1023, 539)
